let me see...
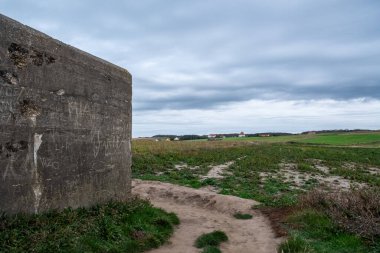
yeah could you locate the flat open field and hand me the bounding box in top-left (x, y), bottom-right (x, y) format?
top-left (223, 131), bottom-right (380, 146)
top-left (132, 132), bottom-right (380, 252)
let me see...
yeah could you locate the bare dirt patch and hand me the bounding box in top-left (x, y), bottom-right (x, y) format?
top-left (174, 163), bottom-right (200, 171)
top-left (173, 161), bottom-right (235, 180)
top-left (260, 162), bottom-right (366, 190)
top-left (368, 167), bottom-right (380, 175)
top-left (306, 159), bottom-right (330, 174)
top-left (201, 161), bottom-right (234, 180)
top-left (258, 207), bottom-right (295, 238)
top-left (133, 179), bottom-right (280, 253)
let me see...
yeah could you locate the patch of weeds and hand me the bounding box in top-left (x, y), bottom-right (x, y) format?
top-left (201, 178), bottom-right (219, 186)
top-left (330, 167), bottom-right (380, 186)
top-left (301, 188), bottom-right (380, 241)
top-left (278, 234), bottom-right (313, 253)
top-left (218, 174), bottom-right (300, 207)
top-left (297, 163), bottom-right (319, 173)
top-left (195, 230), bottom-right (228, 248)
top-left (283, 209), bottom-right (371, 253)
top-left (138, 173), bottom-right (203, 188)
top-left (302, 178), bottom-right (319, 190)
top-left (233, 213), bottom-right (253, 219)
top-left (0, 198), bottom-right (179, 253)
top-left (202, 246), bottom-right (222, 253)
top-left (260, 178), bottom-right (300, 206)
top-left (286, 210), bottom-right (336, 239)
top-left (263, 178), bottom-right (291, 194)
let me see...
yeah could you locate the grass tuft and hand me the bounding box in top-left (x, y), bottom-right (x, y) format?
top-left (233, 213), bottom-right (253, 219)
top-left (278, 234), bottom-right (312, 253)
top-left (202, 245), bottom-right (222, 253)
top-left (195, 230), bottom-right (228, 248)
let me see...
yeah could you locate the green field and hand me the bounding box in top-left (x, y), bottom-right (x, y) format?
top-left (223, 135), bottom-right (304, 143)
top-left (132, 132), bottom-right (380, 253)
top-left (297, 132), bottom-right (380, 145)
top-left (223, 132), bottom-right (380, 146)
top-left (133, 139), bottom-right (380, 204)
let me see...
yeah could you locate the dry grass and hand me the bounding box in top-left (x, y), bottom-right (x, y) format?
top-left (133, 139), bottom-right (252, 154)
top-left (301, 187), bottom-right (380, 241)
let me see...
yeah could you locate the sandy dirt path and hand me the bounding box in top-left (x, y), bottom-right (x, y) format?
top-left (133, 180), bottom-right (281, 253)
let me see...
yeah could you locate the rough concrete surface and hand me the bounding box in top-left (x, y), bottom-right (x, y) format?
top-left (0, 14), bottom-right (132, 214)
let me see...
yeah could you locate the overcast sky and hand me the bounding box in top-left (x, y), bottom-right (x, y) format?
top-left (2, 0), bottom-right (380, 136)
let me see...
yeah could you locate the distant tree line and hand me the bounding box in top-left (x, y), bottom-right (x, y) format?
top-left (152, 132), bottom-right (294, 140)
top-left (152, 135), bottom-right (207, 141)
top-left (246, 132), bottom-right (293, 137)
top-left (151, 129), bottom-right (379, 141)
top-left (300, 129), bottom-right (374, 135)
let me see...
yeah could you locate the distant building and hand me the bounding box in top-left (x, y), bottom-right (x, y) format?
top-left (238, 132), bottom-right (245, 137)
top-left (259, 134), bottom-right (270, 137)
top-left (174, 137), bottom-right (180, 141)
top-left (208, 134), bottom-right (217, 139)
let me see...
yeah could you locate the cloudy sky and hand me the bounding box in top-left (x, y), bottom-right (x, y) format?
top-left (2, 0), bottom-right (380, 136)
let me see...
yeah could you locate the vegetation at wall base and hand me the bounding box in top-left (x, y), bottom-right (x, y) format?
top-left (0, 198), bottom-right (179, 253)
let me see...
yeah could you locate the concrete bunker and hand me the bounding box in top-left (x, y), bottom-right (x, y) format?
top-left (0, 14), bottom-right (132, 214)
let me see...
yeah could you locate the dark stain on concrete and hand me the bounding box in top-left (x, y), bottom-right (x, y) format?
top-left (5, 141), bottom-right (28, 153)
top-left (7, 42), bottom-right (56, 68)
top-left (19, 99), bottom-right (40, 118)
top-left (8, 43), bottom-right (29, 68)
top-left (0, 141), bottom-right (28, 158)
top-left (46, 55), bottom-right (56, 64)
top-left (30, 50), bottom-right (44, 66)
top-left (0, 70), bottom-right (18, 85)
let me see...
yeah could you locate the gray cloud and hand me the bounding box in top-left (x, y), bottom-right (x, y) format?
top-left (2, 0), bottom-right (380, 135)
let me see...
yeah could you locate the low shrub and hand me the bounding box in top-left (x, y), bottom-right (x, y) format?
top-left (281, 209), bottom-right (370, 252)
top-left (301, 187), bottom-right (380, 241)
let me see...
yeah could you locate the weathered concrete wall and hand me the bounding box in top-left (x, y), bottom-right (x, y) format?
top-left (0, 14), bottom-right (132, 214)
